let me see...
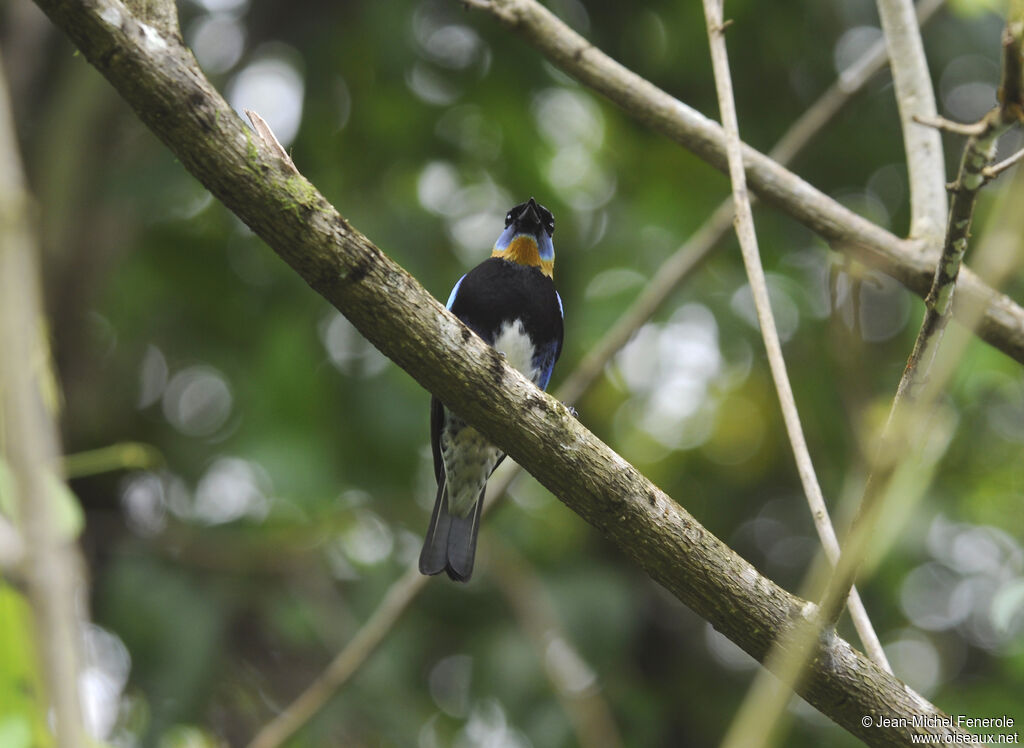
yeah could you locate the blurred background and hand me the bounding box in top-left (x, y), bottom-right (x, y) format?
top-left (1, 0), bottom-right (1023, 745)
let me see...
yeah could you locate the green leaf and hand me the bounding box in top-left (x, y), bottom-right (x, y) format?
top-left (0, 583), bottom-right (53, 748)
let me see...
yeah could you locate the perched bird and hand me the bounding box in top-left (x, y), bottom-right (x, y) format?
top-left (419, 198), bottom-right (564, 582)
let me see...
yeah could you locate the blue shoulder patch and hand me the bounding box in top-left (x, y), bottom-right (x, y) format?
top-left (556, 291), bottom-right (564, 319)
top-left (446, 274), bottom-right (467, 309)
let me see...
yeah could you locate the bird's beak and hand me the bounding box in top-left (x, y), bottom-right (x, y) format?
top-left (514, 197), bottom-right (543, 235)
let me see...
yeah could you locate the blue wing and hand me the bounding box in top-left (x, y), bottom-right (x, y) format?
top-left (532, 291), bottom-right (564, 390)
top-left (532, 340), bottom-right (560, 391)
top-left (446, 274), bottom-right (467, 310)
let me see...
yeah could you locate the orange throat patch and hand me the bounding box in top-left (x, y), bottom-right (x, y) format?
top-left (492, 236), bottom-right (554, 278)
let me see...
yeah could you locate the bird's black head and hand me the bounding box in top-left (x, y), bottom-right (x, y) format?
top-left (505, 197), bottom-right (555, 237)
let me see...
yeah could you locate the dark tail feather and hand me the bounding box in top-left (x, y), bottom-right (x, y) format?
top-left (419, 478), bottom-right (452, 576)
top-left (444, 493), bottom-right (484, 581)
top-left (418, 478), bottom-right (485, 582)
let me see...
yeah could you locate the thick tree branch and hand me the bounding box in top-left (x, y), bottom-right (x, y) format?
top-left (876, 0), bottom-right (947, 245)
top-left (122, 0), bottom-right (177, 37)
top-left (32, 0), bottom-right (969, 744)
top-left (460, 0), bottom-right (1024, 365)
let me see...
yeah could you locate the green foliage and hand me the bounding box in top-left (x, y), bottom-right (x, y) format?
top-left (0, 584), bottom-right (52, 748)
top-left (10, 0), bottom-right (1023, 745)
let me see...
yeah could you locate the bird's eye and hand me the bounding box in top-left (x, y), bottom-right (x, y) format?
top-left (546, 220), bottom-right (555, 235)
top-left (505, 212), bottom-right (513, 226)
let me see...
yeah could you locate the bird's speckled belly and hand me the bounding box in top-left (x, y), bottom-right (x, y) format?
top-left (440, 414), bottom-right (501, 517)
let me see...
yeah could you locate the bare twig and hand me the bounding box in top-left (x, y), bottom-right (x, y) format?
top-left (248, 567), bottom-right (428, 748)
top-left (822, 11), bottom-right (1024, 626)
top-left (492, 543), bottom-right (624, 748)
top-left (981, 144), bottom-right (1024, 179)
top-left (703, 0), bottom-right (892, 676)
top-left (913, 113), bottom-right (989, 136)
top-left (702, 5), bottom-right (890, 739)
top-left (876, 0), bottom-right (947, 244)
top-left (0, 50), bottom-right (86, 748)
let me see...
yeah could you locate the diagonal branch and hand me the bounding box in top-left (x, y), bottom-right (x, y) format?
top-left (459, 0), bottom-right (1024, 366)
top-left (31, 0), bottom-right (969, 744)
top-left (248, 567), bottom-right (428, 748)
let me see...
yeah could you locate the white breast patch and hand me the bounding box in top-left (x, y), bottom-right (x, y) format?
top-left (491, 319), bottom-right (539, 384)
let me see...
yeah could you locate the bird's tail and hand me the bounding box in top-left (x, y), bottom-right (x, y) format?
top-left (418, 477), bottom-right (484, 582)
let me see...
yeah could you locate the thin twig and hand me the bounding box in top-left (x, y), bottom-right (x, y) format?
top-left (703, 0), bottom-right (892, 678)
top-left (0, 52), bottom-right (86, 748)
top-left (701, 14), bottom-right (865, 746)
top-left (821, 12), bottom-right (1024, 626)
top-left (492, 542), bottom-right (624, 748)
top-left (912, 113), bottom-right (988, 136)
top-left (876, 0), bottom-right (947, 244)
top-left (247, 567), bottom-right (428, 748)
top-left (982, 144), bottom-right (1024, 179)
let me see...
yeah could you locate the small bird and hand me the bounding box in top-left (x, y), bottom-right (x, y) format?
top-left (419, 198), bottom-right (564, 582)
